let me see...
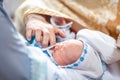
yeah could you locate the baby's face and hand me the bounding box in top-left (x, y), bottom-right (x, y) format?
top-left (52, 39), bottom-right (83, 66)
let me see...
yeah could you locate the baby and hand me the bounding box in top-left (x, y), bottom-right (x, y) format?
top-left (48, 17), bottom-right (83, 67)
top-left (28, 16), bottom-right (101, 68)
top-left (28, 16), bottom-right (83, 67)
top-left (51, 39), bottom-right (83, 66)
top-left (28, 16), bottom-right (120, 79)
top-left (29, 30), bottom-right (104, 79)
top-left (28, 17), bottom-right (87, 68)
top-left (43, 39), bottom-right (84, 67)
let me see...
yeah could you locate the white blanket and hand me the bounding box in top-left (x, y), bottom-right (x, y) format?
top-left (26, 29), bottom-right (120, 80)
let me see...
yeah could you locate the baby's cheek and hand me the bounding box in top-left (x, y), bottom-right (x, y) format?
top-left (64, 46), bottom-right (82, 64)
top-left (52, 51), bottom-right (64, 65)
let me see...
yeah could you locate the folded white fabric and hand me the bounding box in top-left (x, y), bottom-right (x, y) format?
top-left (77, 29), bottom-right (120, 64)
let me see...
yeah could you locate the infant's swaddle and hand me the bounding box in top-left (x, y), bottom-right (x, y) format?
top-left (28, 27), bottom-right (108, 79)
top-left (77, 29), bottom-right (120, 64)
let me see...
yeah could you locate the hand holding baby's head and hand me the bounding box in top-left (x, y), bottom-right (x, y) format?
top-left (51, 39), bottom-right (84, 66)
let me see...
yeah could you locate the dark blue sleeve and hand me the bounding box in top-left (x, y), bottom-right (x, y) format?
top-left (0, 2), bottom-right (31, 80)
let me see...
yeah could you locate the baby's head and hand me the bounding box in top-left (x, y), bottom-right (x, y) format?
top-left (51, 39), bottom-right (84, 66)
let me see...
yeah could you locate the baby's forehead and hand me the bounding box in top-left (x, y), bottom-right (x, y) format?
top-left (57, 41), bottom-right (74, 48)
top-left (57, 41), bottom-right (70, 45)
top-left (62, 40), bottom-right (75, 44)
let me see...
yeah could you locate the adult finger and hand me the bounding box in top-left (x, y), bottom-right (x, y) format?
top-left (26, 28), bottom-right (33, 41)
top-left (42, 30), bottom-right (50, 47)
top-left (35, 29), bottom-right (42, 45)
top-left (49, 31), bottom-right (56, 46)
top-left (55, 28), bottom-right (66, 38)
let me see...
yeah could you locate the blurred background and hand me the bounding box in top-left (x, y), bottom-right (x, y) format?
top-left (4, 0), bottom-right (23, 18)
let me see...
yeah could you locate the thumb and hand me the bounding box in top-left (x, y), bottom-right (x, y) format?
top-left (55, 28), bottom-right (66, 38)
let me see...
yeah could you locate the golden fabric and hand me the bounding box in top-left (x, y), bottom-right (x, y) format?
top-left (15, 0), bottom-right (120, 39)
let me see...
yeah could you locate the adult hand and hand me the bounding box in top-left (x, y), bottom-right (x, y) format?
top-left (25, 14), bottom-right (66, 47)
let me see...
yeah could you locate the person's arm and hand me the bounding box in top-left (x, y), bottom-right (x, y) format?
top-left (15, 0), bottom-right (85, 47)
top-left (0, 2), bottom-right (30, 80)
top-left (25, 13), bottom-right (66, 47)
top-left (15, 0), bottom-right (67, 47)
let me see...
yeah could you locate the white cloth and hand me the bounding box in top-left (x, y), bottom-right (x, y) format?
top-left (27, 29), bottom-right (120, 80)
top-left (77, 29), bottom-right (120, 64)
